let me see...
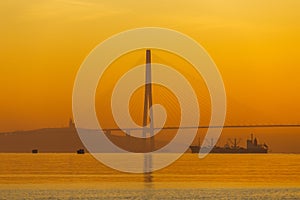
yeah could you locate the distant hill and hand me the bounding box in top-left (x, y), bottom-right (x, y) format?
top-left (0, 126), bottom-right (171, 153)
top-left (0, 127), bottom-right (84, 153)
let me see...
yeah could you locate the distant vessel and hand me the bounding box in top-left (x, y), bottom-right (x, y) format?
top-left (77, 149), bottom-right (85, 154)
top-left (32, 149), bottom-right (38, 154)
top-left (190, 134), bottom-right (268, 153)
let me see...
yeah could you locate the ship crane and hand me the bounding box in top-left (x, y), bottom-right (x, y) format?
top-left (228, 138), bottom-right (241, 149)
top-left (204, 138), bottom-right (215, 148)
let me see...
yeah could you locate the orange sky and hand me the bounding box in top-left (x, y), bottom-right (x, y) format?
top-left (0, 0), bottom-right (300, 136)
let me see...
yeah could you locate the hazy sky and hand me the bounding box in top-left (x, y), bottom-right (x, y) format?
top-left (0, 0), bottom-right (300, 132)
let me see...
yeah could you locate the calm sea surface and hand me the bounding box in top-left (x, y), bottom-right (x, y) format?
top-left (0, 153), bottom-right (299, 199)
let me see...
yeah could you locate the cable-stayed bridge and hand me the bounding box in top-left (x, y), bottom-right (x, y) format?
top-left (102, 49), bottom-right (300, 181)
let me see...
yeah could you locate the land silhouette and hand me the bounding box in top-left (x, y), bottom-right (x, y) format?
top-left (0, 119), bottom-right (299, 153)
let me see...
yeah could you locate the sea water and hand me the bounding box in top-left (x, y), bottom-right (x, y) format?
top-left (0, 154), bottom-right (299, 199)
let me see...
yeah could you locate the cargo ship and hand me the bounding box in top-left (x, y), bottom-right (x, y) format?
top-left (190, 134), bottom-right (268, 153)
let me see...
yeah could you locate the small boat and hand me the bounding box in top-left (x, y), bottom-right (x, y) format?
top-left (32, 149), bottom-right (38, 154)
top-left (77, 149), bottom-right (85, 154)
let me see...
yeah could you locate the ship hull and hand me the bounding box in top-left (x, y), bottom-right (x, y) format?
top-left (189, 146), bottom-right (268, 154)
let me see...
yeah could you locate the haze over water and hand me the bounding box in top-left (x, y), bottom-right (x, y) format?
top-left (0, 153), bottom-right (299, 199)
